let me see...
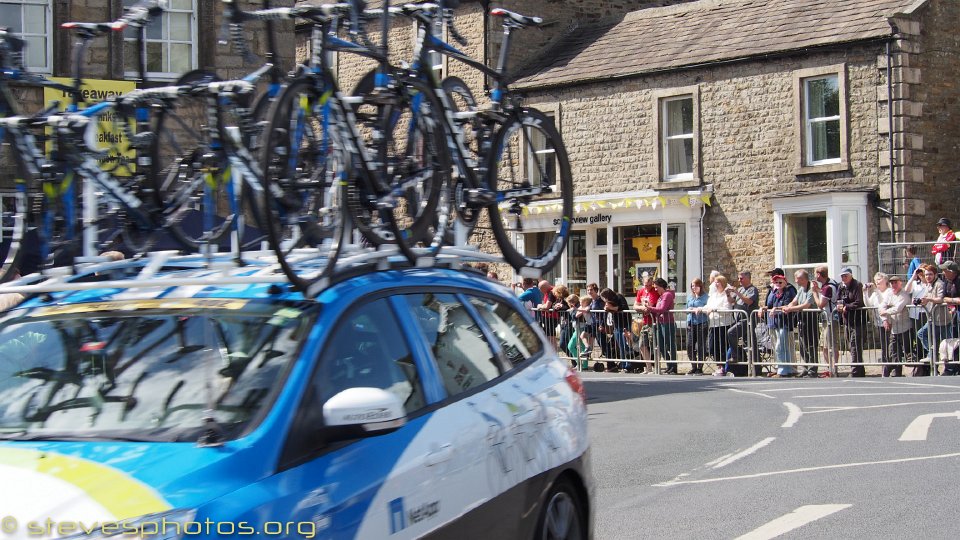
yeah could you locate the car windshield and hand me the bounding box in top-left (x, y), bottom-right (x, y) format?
top-left (0, 299), bottom-right (316, 442)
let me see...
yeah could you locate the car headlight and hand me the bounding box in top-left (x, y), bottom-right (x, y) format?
top-left (61, 509), bottom-right (197, 540)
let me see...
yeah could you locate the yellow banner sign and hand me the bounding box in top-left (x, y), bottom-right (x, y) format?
top-left (43, 78), bottom-right (137, 176)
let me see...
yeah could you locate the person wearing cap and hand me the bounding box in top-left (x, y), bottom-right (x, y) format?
top-left (932, 218), bottom-right (956, 266)
top-left (837, 267), bottom-right (867, 377)
top-left (763, 273), bottom-right (797, 377)
top-left (905, 263), bottom-right (950, 375)
top-left (879, 274), bottom-right (912, 376)
top-left (765, 267), bottom-right (796, 306)
top-left (726, 270), bottom-right (761, 376)
top-left (633, 274), bottom-right (661, 373)
top-left (936, 261), bottom-right (960, 374)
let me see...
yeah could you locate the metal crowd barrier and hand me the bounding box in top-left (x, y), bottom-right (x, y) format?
top-left (540, 302), bottom-right (958, 376)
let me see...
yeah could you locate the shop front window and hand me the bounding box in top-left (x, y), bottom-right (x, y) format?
top-left (525, 232), bottom-right (560, 285)
top-left (618, 225), bottom-right (661, 297)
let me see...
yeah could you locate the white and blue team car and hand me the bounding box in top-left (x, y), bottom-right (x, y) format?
top-left (0, 253), bottom-right (593, 539)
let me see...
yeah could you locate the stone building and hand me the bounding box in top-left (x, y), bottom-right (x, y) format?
top-left (325, 0), bottom-right (960, 298)
top-left (511, 0), bottom-right (960, 298)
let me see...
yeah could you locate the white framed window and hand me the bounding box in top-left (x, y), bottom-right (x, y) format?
top-left (652, 86), bottom-right (700, 184)
top-left (661, 95), bottom-right (694, 180)
top-left (804, 75), bottom-right (841, 165)
top-left (794, 65), bottom-right (848, 173)
top-left (525, 112), bottom-right (557, 186)
top-left (123, 0), bottom-right (196, 80)
top-left (773, 191), bottom-right (869, 279)
top-left (0, 1), bottom-right (51, 72)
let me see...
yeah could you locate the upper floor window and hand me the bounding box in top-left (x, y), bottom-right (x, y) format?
top-left (804, 75), bottom-right (840, 165)
top-left (526, 112), bottom-right (557, 185)
top-left (794, 65), bottom-right (848, 174)
top-left (661, 95), bottom-right (694, 180)
top-left (0, 0), bottom-right (50, 72)
top-left (123, 0), bottom-right (196, 80)
top-left (653, 87), bottom-right (699, 184)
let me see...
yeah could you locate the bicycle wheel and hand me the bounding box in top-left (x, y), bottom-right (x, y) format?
top-left (150, 69), bottom-right (235, 250)
top-left (347, 72), bottom-right (450, 252)
top-left (439, 75), bottom-right (484, 238)
top-left (0, 183), bottom-right (27, 281)
top-left (258, 78), bottom-right (349, 292)
top-left (486, 108), bottom-right (572, 274)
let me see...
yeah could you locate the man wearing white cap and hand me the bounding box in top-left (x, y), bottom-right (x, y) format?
top-left (837, 267), bottom-right (866, 377)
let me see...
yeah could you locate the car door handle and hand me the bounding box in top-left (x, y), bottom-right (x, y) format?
top-left (426, 444), bottom-right (453, 466)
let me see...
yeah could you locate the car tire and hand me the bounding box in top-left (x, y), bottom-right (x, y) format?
top-left (534, 477), bottom-right (586, 540)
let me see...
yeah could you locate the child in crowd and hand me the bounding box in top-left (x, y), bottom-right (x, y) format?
top-left (576, 296), bottom-right (595, 355)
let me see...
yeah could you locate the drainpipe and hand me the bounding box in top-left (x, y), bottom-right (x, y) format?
top-left (482, 0), bottom-right (490, 93)
top-left (886, 31), bottom-right (897, 243)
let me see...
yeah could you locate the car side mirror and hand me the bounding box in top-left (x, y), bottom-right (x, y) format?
top-left (321, 387), bottom-right (406, 441)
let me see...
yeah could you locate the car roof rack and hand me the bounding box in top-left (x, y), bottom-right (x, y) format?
top-left (0, 244), bottom-right (520, 298)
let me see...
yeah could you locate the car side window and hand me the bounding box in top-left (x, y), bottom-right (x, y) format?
top-left (468, 295), bottom-right (543, 367)
top-left (403, 293), bottom-right (501, 396)
top-left (315, 299), bottom-right (425, 415)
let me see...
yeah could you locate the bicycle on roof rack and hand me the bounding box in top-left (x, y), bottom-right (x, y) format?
top-left (350, 1), bottom-right (573, 275)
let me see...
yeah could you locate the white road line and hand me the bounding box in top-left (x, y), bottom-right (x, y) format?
top-left (727, 388), bottom-right (776, 399)
top-left (794, 392), bottom-right (960, 398)
top-left (781, 402), bottom-right (802, 427)
top-left (755, 386), bottom-right (865, 392)
top-left (653, 452), bottom-right (960, 486)
top-left (898, 411), bottom-right (960, 441)
top-left (804, 399), bottom-right (960, 413)
top-left (735, 504), bottom-right (852, 540)
top-left (704, 452), bottom-right (735, 468)
top-left (711, 437), bottom-right (776, 469)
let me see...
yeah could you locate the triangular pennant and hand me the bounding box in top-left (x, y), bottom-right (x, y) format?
top-left (700, 193), bottom-right (712, 206)
top-left (679, 196), bottom-right (691, 207)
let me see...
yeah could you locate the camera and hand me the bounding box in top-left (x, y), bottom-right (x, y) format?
top-left (913, 298), bottom-right (923, 306)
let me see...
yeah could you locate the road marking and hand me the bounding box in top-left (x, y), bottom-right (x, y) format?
top-left (711, 437), bottom-right (776, 469)
top-left (805, 399), bottom-right (960, 413)
top-left (899, 411), bottom-right (960, 441)
top-left (653, 452), bottom-right (960, 486)
top-left (735, 504), bottom-right (852, 540)
top-left (727, 388), bottom-right (776, 399)
top-left (781, 402), bottom-right (802, 427)
top-left (794, 392), bottom-right (960, 398)
top-left (704, 452), bottom-right (735, 468)
top-left (755, 386), bottom-right (864, 392)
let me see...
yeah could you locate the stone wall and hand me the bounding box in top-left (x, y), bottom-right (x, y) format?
top-left (522, 44), bottom-right (886, 276)
top-left (902, 0), bottom-right (960, 240)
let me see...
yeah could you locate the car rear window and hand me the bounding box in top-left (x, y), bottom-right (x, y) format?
top-left (468, 295), bottom-right (543, 366)
top-left (402, 293), bottom-right (501, 396)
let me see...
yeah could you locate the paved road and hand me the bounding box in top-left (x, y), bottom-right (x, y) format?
top-left (583, 374), bottom-right (960, 539)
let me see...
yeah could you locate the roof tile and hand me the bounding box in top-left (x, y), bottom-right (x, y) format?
top-left (515, 0), bottom-right (915, 88)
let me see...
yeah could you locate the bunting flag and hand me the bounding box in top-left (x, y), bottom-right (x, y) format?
top-left (521, 192), bottom-right (714, 215)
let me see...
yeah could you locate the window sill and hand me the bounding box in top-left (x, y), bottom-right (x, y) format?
top-left (794, 162), bottom-right (849, 176)
top-left (656, 178), bottom-right (703, 191)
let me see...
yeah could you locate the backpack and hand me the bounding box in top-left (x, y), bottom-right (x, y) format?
top-left (823, 279), bottom-right (841, 320)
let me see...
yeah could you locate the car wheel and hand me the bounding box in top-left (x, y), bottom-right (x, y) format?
top-left (535, 478), bottom-right (585, 540)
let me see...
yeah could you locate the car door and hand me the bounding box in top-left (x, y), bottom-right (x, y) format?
top-left (262, 297), bottom-right (440, 540)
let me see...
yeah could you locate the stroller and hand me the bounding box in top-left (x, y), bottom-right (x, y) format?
top-left (754, 322), bottom-right (777, 375)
